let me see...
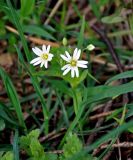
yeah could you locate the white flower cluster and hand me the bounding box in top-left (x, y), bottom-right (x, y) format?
top-left (30, 44), bottom-right (95, 78)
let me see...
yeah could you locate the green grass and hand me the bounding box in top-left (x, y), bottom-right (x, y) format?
top-left (0, 0), bottom-right (133, 159)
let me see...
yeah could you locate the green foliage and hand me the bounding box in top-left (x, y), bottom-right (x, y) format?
top-left (0, 118), bottom-right (5, 131)
top-left (6, 0), bottom-right (49, 133)
top-left (60, 133), bottom-right (82, 159)
top-left (101, 15), bottom-right (124, 24)
top-left (89, 0), bottom-right (100, 19)
top-left (60, 133), bottom-right (97, 160)
top-left (105, 70), bottom-right (133, 84)
top-left (20, 129), bottom-right (58, 160)
top-left (23, 25), bottom-right (56, 40)
top-left (0, 151), bottom-right (14, 160)
top-left (1, 0), bottom-right (133, 159)
top-left (20, 129), bottom-right (45, 159)
top-left (20, 0), bottom-right (35, 17)
top-left (0, 68), bottom-right (25, 128)
top-left (20, 130), bottom-right (97, 160)
top-left (0, 103), bottom-right (18, 126)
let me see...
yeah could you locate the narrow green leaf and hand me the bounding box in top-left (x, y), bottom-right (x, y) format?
top-left (66, 121), bottom-right (133, 160)
top-left (23, 25), bottom-right (56, 40)
top-left (105, 70), bottom-right (133, 84)
top-left (0, 118), bottom-right (5, 131)
top-left (13, 130), bottom-right (19, 160)
top-left (77, 16), bottom-right (85, 48)
top-left (87, 81), bottom-right (133, 104)
top-left (20, 0), bottom-right (35, 17)
top-left (60, 81), bottom-right (133, 146)
top-left (89, 0), bottom-right (100, 19)
top-left (0, 68), bottom-right (25, 128)
top-left (101, 15), bottom-right (124, 24)
top-left (6, 0), bottom-right (49, 133)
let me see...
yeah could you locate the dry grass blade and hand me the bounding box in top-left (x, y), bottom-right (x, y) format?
top-left (5, 25), bottom-right (59, 47)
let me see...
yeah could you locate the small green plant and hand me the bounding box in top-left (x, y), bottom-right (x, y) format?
top-left (1, 0), bottom-right (133, 159)
top-left (20, 129), bottom-right (97, 160)
top-left (0, 151), bottom-right (14, 160)
top-left (20, 129), bottom-right (45, 159)
top-left (60, 133), bottom-right (97, 160)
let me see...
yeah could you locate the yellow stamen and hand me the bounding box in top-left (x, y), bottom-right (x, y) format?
top-left (41, 53), bottom-right (48, 60)
top-left (70, 60), bottom-right (77, 67)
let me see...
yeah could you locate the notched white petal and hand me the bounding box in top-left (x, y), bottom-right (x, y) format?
top-left (77, 63), bottom-right (88, 68)
top-left (46, 45), bottom-right (51, 53)
top-left (44, 61), bottom-right (48, 68)
top-left (42, 45), bottom-right (46, 52)
top-left (74, 67), bottom-right (79, 77)
top-left (76, 49), bottom-right (81, 60)
top-left (34, 47), bottom-right (43, 55)
top-left (49, 53), bottom-right (54, 58)
top-left (40, 61), bottom-right (44, 67)
top-left (73, 48), bottom-right (81, 60)
top-left (48, 54), bottom-right (54, 61)
top-left (65, 51), bottom-right (71, 60)
top-left (63, 67), bottom-right (71, 75)
top-left (61, 64), bottom-right (70, 70)
top-left (73, 48), bottom-right (78, 58)
top-left (32, 48), bottom-right (42, 56)
top-left (33, 60), bottom-right (42, 66)
top-left (30, 57), bottom-right (41, 64)
top-left (60, 54), bottom-right (70, 62)
top-left (71, 68), bottom-right (75, 78)
top-left (77, 60), bottom-right (88, 65)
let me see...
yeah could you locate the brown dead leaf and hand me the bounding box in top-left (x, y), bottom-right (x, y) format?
top-left (0, 53), bottom-right (14, 67)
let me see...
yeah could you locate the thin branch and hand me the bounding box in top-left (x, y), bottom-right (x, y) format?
top-left (44, 0), bottom-right (64, 25)
top-left (90, 25), bottom-right (124, 73)
top-left (100, 142), bottom-right (133, 149)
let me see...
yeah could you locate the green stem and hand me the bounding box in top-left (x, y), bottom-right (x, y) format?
top-left (72, 88), bottom-right (84, 143)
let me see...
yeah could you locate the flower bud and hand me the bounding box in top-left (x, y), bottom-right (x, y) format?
top-left (87, 44), bottom-right (95, 51)
top-left (62, 37), bottom-right (67, 46)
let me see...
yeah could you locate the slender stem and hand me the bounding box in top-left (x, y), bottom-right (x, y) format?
top-left (72, 88), bottom-right (85, 143)
top-left (90, 25), bottom-right (124, 73)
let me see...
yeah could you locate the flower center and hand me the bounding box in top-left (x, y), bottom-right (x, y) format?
top-left (41, 53), bottom-right (48, 60)
top-left (70, 59), bottom-right (77, 67)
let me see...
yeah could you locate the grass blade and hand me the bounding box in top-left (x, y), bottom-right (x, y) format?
top-left (13, 129), bottom-right (19, 160)
top-left (6, 0), bottom-right (49, 133)
top-left (0, 68), bottom-right (25, 128)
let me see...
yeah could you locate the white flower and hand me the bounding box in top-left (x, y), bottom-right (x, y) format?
top-left (30, 45), bottom-right (54, 68)
top-left (60, 48), bottom-right (88, 78)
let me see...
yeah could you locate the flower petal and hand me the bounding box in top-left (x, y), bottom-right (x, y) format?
top-left (40, 61), bottom-right (45, 67)
top-left (46, 45), bottom-right (51, 53)
top-left (77, 63), bottom-right (88, 68)
top-left (73, 48), bottom-right (78, 59)
top-left (76, 49), bottom-right (81, 60)
top-left (77, 60), bottom-right (88, 65)
top-left (48, 53), bottom-right (54, 61)
top-left (74, 67), bottom-right (79, 77)
top-left (61, 64), bottom-right (70, 70)
top-left (73, 48), bottom-right (81, 60)
top-left (44, 61), bottom-right (48, 68)
top-left (65, 51), bottom-right (71, 60)
top-left (33, 60), bottom-right (42, 66)
top-left (63, 67), bottom-right (71, 75)
top-left (60, 54), bottom-right (71, 62)
top-left (42, 45), bottom-right (46, 52)
top-left (30, 57), bottom-right (41, 64)
top-left (71, 68), bottom-right (75, 78)
top-left (32, 47), bottom-right (43, 56)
